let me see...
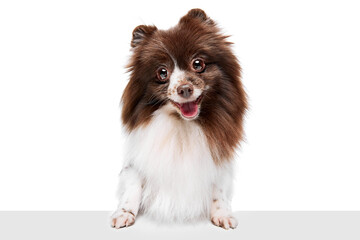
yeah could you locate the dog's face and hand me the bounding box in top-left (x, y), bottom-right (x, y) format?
top-left (122, 9), bottom-right (247, 162)
top-left (134, 33), bottom-right (210, 120)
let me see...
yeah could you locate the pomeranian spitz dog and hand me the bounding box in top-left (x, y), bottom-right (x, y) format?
top-left (111, 9), bottom-right (247, 230)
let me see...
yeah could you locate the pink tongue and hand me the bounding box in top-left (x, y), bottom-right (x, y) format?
top-left (180, 101), bottom-right (198, 118)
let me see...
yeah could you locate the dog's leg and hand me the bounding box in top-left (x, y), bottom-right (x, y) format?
top-left (210, 168), bottom-right (238, 230)
top-left (111, 165), bottom-right (142, 229)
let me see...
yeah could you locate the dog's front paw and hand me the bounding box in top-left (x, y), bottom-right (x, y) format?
top-left (211, 210), bottom-right (238, 230)
top-left (111, 209), bottom-right (136, 229)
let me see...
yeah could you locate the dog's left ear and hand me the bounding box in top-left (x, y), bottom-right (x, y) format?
top-left (179, 8), bottom-right (215, 25)
top-left (131, 25), bottom-right (158, 48)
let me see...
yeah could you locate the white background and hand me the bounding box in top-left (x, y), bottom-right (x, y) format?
top-left (0, 0), bottom-right (359, 211)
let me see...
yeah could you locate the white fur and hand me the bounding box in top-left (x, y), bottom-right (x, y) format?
top-left (113, 103), bottom-right (235, 225)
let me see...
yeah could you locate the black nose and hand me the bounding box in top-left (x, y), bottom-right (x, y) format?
top-left (177, 84), bottom-right (193, 98)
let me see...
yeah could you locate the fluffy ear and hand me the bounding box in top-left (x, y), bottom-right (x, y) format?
top-left (131, 25), bottom-right (157, 48)
top-left (179, 8), bottom-right (215, 25)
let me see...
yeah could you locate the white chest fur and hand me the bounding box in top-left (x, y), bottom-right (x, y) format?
top-left (124, 104), bottom-right (218, 222)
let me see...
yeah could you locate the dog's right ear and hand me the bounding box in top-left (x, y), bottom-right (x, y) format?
top-left (131, 25), bottom-right (157, 48)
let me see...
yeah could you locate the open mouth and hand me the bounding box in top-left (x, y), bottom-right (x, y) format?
top-left (170, 95), bottom-right (203, 119)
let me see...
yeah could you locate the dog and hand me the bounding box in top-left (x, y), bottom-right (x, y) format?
top-left (111, 8), bottom-right (247, 230)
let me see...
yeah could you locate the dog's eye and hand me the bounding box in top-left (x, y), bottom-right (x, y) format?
top-left (156, 67), bottom-right (169, 82)
top-left (192, 59), bottom-right (205, 73)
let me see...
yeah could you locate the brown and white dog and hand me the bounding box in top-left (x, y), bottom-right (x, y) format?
top-left (111, 9), bottom-right (247, 230)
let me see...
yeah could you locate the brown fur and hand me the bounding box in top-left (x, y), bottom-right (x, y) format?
top-left (121, 9), bottom-right (247, 165)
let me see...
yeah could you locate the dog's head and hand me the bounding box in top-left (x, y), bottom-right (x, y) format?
top-left (122, 9), bottom-right (247, 161)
